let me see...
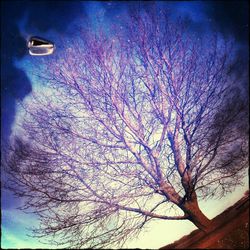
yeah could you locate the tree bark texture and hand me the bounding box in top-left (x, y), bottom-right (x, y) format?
top-left (181, 194), bottom-right (213, 233)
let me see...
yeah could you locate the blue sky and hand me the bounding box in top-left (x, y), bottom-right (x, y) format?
top-left (1, 1), bottom-right (249, 248)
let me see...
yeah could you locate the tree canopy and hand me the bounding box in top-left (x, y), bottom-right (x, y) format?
top-left (5, 9), bottom-right (248, 249)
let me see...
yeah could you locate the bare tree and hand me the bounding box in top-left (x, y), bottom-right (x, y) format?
top-left (5, 10), bottom-right (248, 248)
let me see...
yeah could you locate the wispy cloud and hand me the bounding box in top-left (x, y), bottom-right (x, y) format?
top-left (1, 226), bottom-right (47, 249)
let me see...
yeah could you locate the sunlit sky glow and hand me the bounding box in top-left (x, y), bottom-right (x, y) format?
top-left (1, 1), bottom-right (249, 249)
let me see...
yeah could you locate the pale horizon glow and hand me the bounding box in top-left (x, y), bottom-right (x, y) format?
top-left (2, 181), bottom-right (248, 249)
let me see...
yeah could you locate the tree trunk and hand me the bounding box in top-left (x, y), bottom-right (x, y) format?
top-left (181, 194), bottom-right (213, 233)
